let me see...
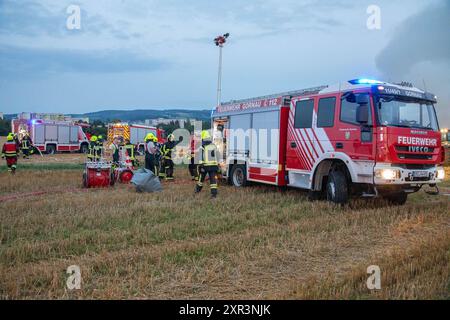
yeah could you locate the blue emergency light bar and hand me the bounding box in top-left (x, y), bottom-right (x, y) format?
top-left (348, 78), bottom-right (384, 85)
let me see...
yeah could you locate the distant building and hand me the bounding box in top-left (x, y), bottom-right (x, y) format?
top-left (146, 118), bottom-right (190, 128)
top-left (0, 112), bottom-right (3, 120)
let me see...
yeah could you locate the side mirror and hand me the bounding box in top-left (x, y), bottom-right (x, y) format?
top-left (356, 104), bottom-right (369, 124)
top-left (355, 94), bottom-right (370, 104)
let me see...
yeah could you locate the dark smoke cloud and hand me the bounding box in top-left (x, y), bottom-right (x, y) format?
top-left (376, 1), bottom-right (450, 127)
top-left (376, 1), bottom-right (450, 76)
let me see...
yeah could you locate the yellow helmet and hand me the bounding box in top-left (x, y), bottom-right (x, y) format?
top-left (145, 133), bottom-right (156, 142)
top-left (201, 130), bottom-right (211, 140)
top-left (90, 135), bottom-right (98, 142)
top-left (7, 135), bottom-right (14, 141)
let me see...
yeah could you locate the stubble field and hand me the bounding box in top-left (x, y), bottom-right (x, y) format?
top-left (0, 153), bottom-right (449, 299)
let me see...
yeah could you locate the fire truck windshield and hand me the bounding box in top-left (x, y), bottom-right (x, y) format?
top-left (377, 96), bottom-right (439, 131)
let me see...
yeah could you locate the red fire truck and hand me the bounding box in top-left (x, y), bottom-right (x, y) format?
top-left (211, 79), bottom-right (445, 205)
top-left (107, 123), bottom-right (165, 152)
top-left (11, 118), bottom-right (89, 154)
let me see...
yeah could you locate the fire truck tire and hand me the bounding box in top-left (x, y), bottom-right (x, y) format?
top-left (384, 192), bottom-right (408, 205)
top-left (326, 170), bottom-right (349, 204)
top-left (80, 143), bottom-right (89, 154)
top-left (231, 165), bottom-right (247, 187)
top-left (46, 144), bottom-right (56, 155)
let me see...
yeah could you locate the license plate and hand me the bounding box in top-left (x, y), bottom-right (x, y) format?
top-left (412, 171), bottom-right (428, 178)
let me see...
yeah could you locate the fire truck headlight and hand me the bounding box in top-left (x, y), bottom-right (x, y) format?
top-left (375, 168), bottom-right (400, 180)
top-left (436, 168), bottom-right (445, 180)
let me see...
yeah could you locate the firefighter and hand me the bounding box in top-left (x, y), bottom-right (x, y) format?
top-left (2, 134), bottom-right (20, 174)
top-left (13, 133), bottom-right (20, 148)
top-left (20, 133), bottom-right (33, 159)
top-left (188, 134), bottom-right (200, 181)
top-left (124, 139), bottom-right (137, 167)
top-left (144, 133), bottom-right (159, 175)
top-left (94, 136), bottom-right (104, 161)
top-left (160, 133), bottom-right (183, 181)
top-left (110, 137), bottom-right (120, 166)
top-left (195, 130), bottom-right (219, 198)
top-left (87, 135), bottom-right (97, 161)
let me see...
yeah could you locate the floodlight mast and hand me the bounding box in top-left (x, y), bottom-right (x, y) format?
top-left (214, 33), bottom-right (229, 108)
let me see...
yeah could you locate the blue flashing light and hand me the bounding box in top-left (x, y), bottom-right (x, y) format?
top-left (349, 78), bottom-right (383, 85)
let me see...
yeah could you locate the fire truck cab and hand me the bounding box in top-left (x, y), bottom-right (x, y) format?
top-left (212, 79), bottom-right (445, 205)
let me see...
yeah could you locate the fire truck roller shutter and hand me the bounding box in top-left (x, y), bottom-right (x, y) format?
top-left (250, 111), bottom-right (279, 163)
top-left (35, 125), bottom-right (45, 144)
top-left (229, 114), bottom-right (251, 159)
top-left (70, 126), bottom-right (79, 144)
top-left (130, 127), bottom-right (139, 145)
top-left (59, 126), bottom-right (70, 144)
top-left (46, 125), bottom-right (58, 141)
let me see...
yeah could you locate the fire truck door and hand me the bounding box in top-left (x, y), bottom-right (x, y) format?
top-left (287, 98), bottom-right (316, 171)
top-left (336, 92), bottom-right (375, 162)
top-left (313, 96), bottom-right (338, 159)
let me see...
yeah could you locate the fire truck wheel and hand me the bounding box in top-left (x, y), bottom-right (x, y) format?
top-left (326, 170), bottom-right (349, 204)
top-left (384, 192), bottom-right (408, 206)
top-left (231, 165), bottom-right (247, 187)
top-left (80, 143), bottom-right (89, 154)
top-left (46, 144), bottom-right (56, 155)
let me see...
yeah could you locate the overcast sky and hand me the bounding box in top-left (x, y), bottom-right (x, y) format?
top-left (0, 0), bottom-right (448, 126)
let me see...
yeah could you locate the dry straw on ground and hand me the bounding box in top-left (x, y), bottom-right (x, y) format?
top-left (0, 153), bottom-right (449, 299)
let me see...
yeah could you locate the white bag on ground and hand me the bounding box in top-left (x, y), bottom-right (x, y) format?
top-left (131, 168), bottom-right (162, 193)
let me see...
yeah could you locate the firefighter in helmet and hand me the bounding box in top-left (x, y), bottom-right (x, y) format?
top-left (21, 132), bottom-right (33, 159)
top-left (2, 134), bottom-right (20, 174)
top-left (195, 130), bottom-right (219, 198)
top-left (124, 139), bottom-right (137, 167)
top-left (160, 133), bottom-right (183, 181)
top-left (87, 135), bottom-right (97, 161)
top-left (144, 133), bottom-right (159, 175)
top-left (94, 135), bottom-right (104, 161)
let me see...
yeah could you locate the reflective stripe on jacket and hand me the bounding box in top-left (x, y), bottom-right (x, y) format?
top-left (2, 141), bottom-right (19, 157)
top-left (200, 143), bottom-right (218, 166)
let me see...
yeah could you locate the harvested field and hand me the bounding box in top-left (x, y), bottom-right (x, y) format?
top-left (0, 153), bottom-right (449, 299)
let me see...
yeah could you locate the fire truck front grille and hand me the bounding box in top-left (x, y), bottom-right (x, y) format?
top-left (397, 153), bottom-right (433, 160)
top-left (395, 146), bottom-right (435, 152)
top-left (395, 164), bottom-right (435, 170)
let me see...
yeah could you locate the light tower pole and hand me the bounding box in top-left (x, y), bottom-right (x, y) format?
top-left (214, 33), bottom-right (229, 107)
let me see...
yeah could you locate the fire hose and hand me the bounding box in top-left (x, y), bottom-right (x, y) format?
top-left (0, 187), bottom-right (88, 203)
top-left (31, 144), bottom-right (44, 157)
